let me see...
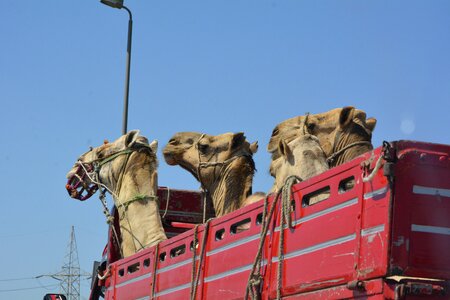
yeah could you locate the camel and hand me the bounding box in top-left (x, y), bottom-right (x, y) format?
top-left (272, 134), bottom-right (329, 192)
top-left (163, 132), bottom-right (262, 217)
top-left (66, 130), bottom-right (167, 258)
top-left (268, 106), bottom-right (377, 176)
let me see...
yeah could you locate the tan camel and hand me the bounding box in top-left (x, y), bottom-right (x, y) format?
top-left (272, 134), bottom-right (329, 192)
top-left (163, 132), bottom-right (262, 217)
top-left (268, 106), bottom-right (377, 176)
top-left (66, 130), bottom-right (167, 257)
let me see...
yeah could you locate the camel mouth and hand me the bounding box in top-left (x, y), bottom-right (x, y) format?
top-left (163, 152), bottom-right (177, 165)
top-left (65, 163), bottom-right (98, 201)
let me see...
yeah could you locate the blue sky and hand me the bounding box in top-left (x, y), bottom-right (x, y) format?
top-left (1, 1), bottom-right (449, 298)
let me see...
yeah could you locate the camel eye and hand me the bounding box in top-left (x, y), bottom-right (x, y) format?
top-left (169, 138), bottom-right (179, 145)
top-left (306, 123), bottom-right (316, 133)
top-left (198, 143), bottom-right (209, 153)
top-left (303, 150), bottom-right (314, 157)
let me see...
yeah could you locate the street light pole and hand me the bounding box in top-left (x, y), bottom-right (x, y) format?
top-left (100, 0), bottom-right (133, 135)
top-left (122, 6), bottom-right (132, 135)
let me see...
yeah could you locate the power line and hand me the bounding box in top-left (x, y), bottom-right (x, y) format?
top-left (0, 275), bottom-right (91, 282)
top-left (0, 277), bottom-right (37, 282)
top-left (0, 284), bottom-right (59, 293)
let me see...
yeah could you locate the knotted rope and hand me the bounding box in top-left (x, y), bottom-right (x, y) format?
top-left (190, 219), bottom-right (212, 300)
top-left (277, 175), bottom-right (301, 300)
top-left (245, 175), bottom-right (302, 300)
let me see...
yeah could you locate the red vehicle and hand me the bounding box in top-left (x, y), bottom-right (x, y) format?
top-left (89, 140), bottom-right (450, 299)
top-left (43, 294), bottom-right (67, 300)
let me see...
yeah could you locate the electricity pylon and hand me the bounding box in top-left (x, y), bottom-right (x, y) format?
top-left (59, 225), bottom-right (81, 300)
top-left (38, 226), bottom-right (90, 300)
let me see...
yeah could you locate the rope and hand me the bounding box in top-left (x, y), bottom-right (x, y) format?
top-left (151, 242), bottom-right (160, 299)
top-left (195, 134), bottom-right (209, 223)
top-left (244, 176), bottom-right (301, 300)
top-left (190, 225), bottom-right (199, 299)
top-left (116, 195), bottom-right (159, 211)
top-left (99, 189), bottom-right (124, 259)
top-left (327, 141), bottom-right (372, 165)
top-left (245, 191), bottom-right (280, 299)
top-left (78, 160), bottom-right (119, 199)
top-left (194, 132), bottom-right (254, 221)
top-left (79, 145), bottom-right (152, 256)
top-left (277, 175), bottom-right (301, 300)
top-left (119, 225), bottom-right (146, 251)
top-left (362, 154), bottom-right (384, 182)
top-left (202, 192), bottom-right (207, 223)
top-left (190, 219), bottom-right (212, 300)
top-left (97, 266), bottom-right (111, 281)
top-left (162, 187), bottom-right (171, 219)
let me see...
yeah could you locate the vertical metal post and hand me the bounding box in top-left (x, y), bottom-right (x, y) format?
top-left (122, 6), bottom-right (133, 135)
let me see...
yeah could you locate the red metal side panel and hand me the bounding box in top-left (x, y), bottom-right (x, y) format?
top-left (106, 248), bottom-right (156, 300)
top-left (282, 278), bottom-right (384, 300)
top-left (202, 200), bottom-right (265, 299)
top-left (153, 229), bottom-right (202, 299)
top-left (264, 148), bottom-right (391, 299)
top-left (390, 141), bottom-right (450, 279)
top-left (358, 147), bottom-right (391, 280)
top-left (99, 141), bottom-right (449, 300)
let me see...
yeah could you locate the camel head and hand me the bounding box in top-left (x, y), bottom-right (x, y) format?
top-left (268, 106), bottom-right (377, 173)
top-left (302, 107), bottom-right (376, 163)
top-left (66, 130), bottom-right (158, 201)
top-left (272, 134), bottom-right (329, 191)
top-left (163, 132), bottom-right (258, 187)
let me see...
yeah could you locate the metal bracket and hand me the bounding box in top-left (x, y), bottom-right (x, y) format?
top-left (347, 280), bottom-right (365, 290)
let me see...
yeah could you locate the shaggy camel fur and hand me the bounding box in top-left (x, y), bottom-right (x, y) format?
top-left (268, 106), bottom-right (377, 176)
top-left (66, 130), bottom-right (167, 257)
top-left (163, 132), bottom-right (262, 217)
top-left (272, 134), bottom-right (329, 192)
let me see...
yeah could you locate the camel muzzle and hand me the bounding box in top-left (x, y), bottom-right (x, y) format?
top-left (66, 163), bottom-right (99, 201)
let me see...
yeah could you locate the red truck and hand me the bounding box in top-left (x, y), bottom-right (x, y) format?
top-left (89, 140), bottom-right (450, 299)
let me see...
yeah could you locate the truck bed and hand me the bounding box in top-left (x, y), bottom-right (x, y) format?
top-left (95, 140), bottom-right (450, 299)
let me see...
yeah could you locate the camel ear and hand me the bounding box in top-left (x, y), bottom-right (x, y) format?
top-left (366, 118), bottom-right (377, 132)
top-left (278, 139), bottom-right (293, 160)
top-left (250, 141), bottom-right (258, 154)
top-left (125, 130), bottom-right (140, 148)
top-left (231, 132), bottom-right (245, 148)
top-left (149, 140), bottom-right (158, 153)
top-left (339, 106), bottom-right (355, 128)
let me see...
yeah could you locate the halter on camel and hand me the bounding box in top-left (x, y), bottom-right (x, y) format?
top-left (66, 142), bottom-right (158, 255)
top-left (302, 113), bottom-right (372, 167)
top-left (194, 134), bottom-right (255, 220)
top-left (66, 148), bottom-right (132, 201)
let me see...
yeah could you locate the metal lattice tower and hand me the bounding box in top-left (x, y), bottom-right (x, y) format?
top-left (59, 226), bottom-right (81, 300)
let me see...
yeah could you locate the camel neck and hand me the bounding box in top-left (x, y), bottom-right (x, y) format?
top-left (332, 130), bottom-right (372, 167)
top-left (114, 153), bottom-right (167, 257)
top-left (209, 156), bottom-right (255, 217)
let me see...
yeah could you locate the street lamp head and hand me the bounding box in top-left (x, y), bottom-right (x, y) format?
top-left (100, 0), bottom-right (124, 9)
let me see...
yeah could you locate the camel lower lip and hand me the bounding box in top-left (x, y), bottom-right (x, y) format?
top-left (163, 153), bottom-right (176, 165)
